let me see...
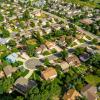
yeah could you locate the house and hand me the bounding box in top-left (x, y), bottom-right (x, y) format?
top-left (66, 36), bottom-right (74, 41)
top-left (51, 23), bottom-right (61, 30)
top-left (79, 53), bottom-right (90, 62)
top-left (96, 46), bottom-right (100, 50)
top-left (95, 16), bottom-right (100, 21)
top-left (33, 20), bottom-right (39, 26)
top-left (33, 26), bottom-right (43, 36)
top-left (63, 89), bottom-right (81, 100)
top-left (33, 10), bottom-right (41, 17)
top-left (40, 44), bottom-right (47, 52)
top-left (20, 52), bottom-right (30, 60)
top-left (76, 33), bottom-right (84, 40)
top-left (36, 44), bottom-right (47, 54)
top-left (42, 27), bottom-right (52, 34)
top-left (66, 55), bottom-right (81, 67)
top-left (6, 53), bottom-right (18, 63)
top-left (41, 67), bottom-right (57, 80)
top-left (81, 84), bottom-right (98, 100)
top-left (60, 36), bottom-right (66, 43)
top-left (3, 65), bottom-right (17, 77)
top-left (41, 19), bottom-right (47, 26)
top-left (14, 77), bottom-right (37, 96)
top-left (58, 36), bottom-right (67, 48)
top-left (60, 61), bottom-right (69, 72)
top-left (36, 47), bottom-right (42, 54)
top-left (0, 38), bottom-right (9, 44)
top-left (33, 0), bottom-right (46, 7)
top-left (0, 71), bottom-right (5, 78)
top-left (80, 18), bottom-right (93, 25)
top-left (45, 41), bottom-right (55, 50)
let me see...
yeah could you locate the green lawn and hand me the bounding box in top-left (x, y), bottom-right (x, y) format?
top-left (0, 45), bottom-right (7, 51)
top-left (84, 75), bottom-right (100, 86)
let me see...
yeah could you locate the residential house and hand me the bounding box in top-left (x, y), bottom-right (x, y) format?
top-left (51, 23), bottom-right (61, 30)
top-left (33, 26), bottom-right (43, 36)
top-left (3, 65), bottom-right (17, 77)
top-left (36, 47), bottom-right (42, 54)
top-left (76, 33), bottom-right (84, 40)
top-left (58, 36), bottom-right (67, 48)
top-left (20, 52), bottom-right (30, 60)
top-left (41, 18), bottom-right (47, 26)
top-left (79, 53), bottom-right (90, 62)
top-left (81, 84), bottom-right (98, 100)
top-left (33, 10), bottom-right (41, 17)
top-left (95, 16), bottom-right (100, 21)
top-left (42, 27), bottom-right (52, 34)
top-left (66, 55), bottom-right (81, 67)
top-left (45, 41), bottom-right (55, 50)
top-left (40, 44), bottom-right (47, 52)
top-left (80, 18), bottom-right (93, 25)
top-left (0, 38), bottom-right (9, 44)
top-left (63, 89), bottom-right (81, 100)
top-left (41, 67), bottom-right (57, 80)
top-left (36, 44), bottom-right (47, 54)
top-left (60, 61), bottom-right (69, 73)
top-left (14, 77), bottom-right (37, 96)
top-left (33, 20), bottom-right (39, 26)
top-left (6, 53), bottom-right (18, 63)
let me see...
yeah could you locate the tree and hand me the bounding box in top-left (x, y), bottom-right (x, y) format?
top-left (60, 49), bottom-right (68, 60)
top-left (0, 28), bottom-right (10, 38)
top-left (85, 75), bottom-right (100, 86)
top-left (92, 38), bottom-right (98, 44)
top-left (2, 77), bottom-right (14, 93)
top-left (28, 87), bottom-right (40, 100)
top-left (23, 10), bottom-right (30, 21)
top-left (15, 96), bottom-right (24, 100)
top-left (7, 39), bottom-right (17, 47)
top-left (87, 53), bottom-right (100, 68)
top-left (44, 58), bottom-right (51, 66)
top-left (74, 47), bottom-right (85, 56)
top-left (0, 14), bottom-right (4, 22)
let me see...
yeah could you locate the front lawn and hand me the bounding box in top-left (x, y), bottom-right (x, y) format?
top-left (84, 75), bottom-right (100, 86)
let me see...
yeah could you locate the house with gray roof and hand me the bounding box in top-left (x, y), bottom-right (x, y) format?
top-left (14, 77), bottom-right (37, 96)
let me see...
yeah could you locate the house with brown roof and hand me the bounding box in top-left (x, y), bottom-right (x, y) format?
top-left (60, 61), bottom-right (69, 73)
top-left (40, 44), bottom-right (47, 52)
top-left (42, 27), bottom-right (52, 34)
top-left (36, 47), bottom-right (42, 54)
top-left (81, 84), bottom-right (98, 100)
top-left (63, 89), bottom-right (81, 100)
top-left (36, 44), bottom-right (47, 54)
top-left (45, 41), bottom-right (55, 50)
top-left (33, 10), bottom-right (41, 17)
top-left (51, 23), bottom-right (61, 30)
top-left (41, 67), bottom-right (57, 80)
top-left (65, 55), bottom-right (81, 67)
top-left (80, 18), bottom-right (93, 25)
top-left (3, 65), bottom-right (17, 77)
top-left (58, 36), bottom-right (67, 48)
top-left (14, 77), bottom-right (37, 96)
top-left (76, 33), bottom-right (84, 40)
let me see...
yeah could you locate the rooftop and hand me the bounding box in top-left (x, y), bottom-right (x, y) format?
top-left (41, 67), bottom-right (57, 80)
top-left (14, 77), bottom-right (37, 95)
